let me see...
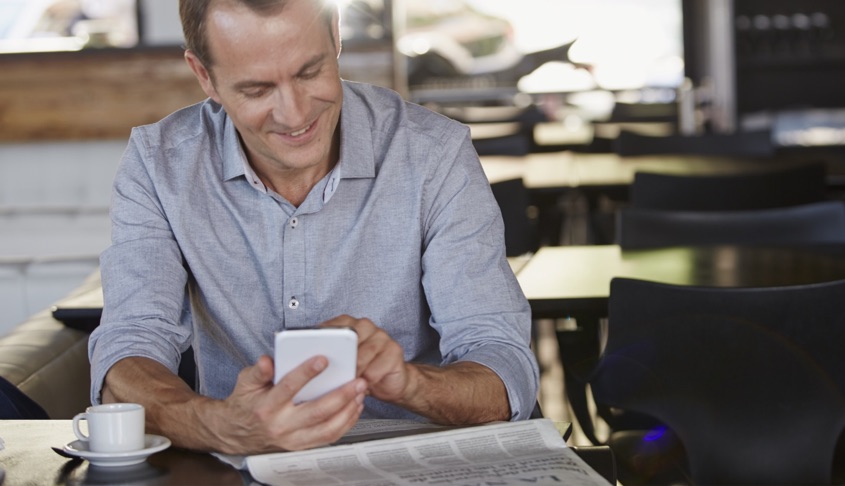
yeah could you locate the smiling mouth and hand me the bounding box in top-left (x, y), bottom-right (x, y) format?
top-left (288, 123), bottom-right (313, 137)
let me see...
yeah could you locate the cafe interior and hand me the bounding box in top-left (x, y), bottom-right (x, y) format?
top-left (2, 0), bottom-right (845, 484)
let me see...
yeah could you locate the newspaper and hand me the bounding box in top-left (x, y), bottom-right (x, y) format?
top-left (244, 418), bottom-right (610, 486)
top-left (214, 420), bottom-right (452, 470)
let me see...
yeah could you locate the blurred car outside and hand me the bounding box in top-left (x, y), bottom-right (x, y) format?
top-left (340, 0), bottom-right (586, 93)
top-left (0, 0), bottom-right (137, 53)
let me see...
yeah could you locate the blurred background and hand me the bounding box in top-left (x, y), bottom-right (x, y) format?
top-left (6, 4), bottom-right (845, 480)
top-left (2, 0), bottom-right (845, 335)
top-left (0, 0), bottom-right (684, 335)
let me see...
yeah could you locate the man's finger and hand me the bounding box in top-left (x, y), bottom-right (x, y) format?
top-left (356, 329), bottom-right (399, 374)
top-left (234, 355), bottom-right (275, 393)
top-left (320, 316), bottom-right (377, 340)
top-left (283, 382), bottom-right (366, 450)
top-left (271, 355), bottom-right (329, 402)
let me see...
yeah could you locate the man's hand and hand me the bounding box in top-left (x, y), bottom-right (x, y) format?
top-left (103, 355), bottom-right (367, 455)
top-left (320, 315), bottom-right (511, 425)
top-left (210, 354), bottom-right (367, 454)
top-left (320, 315), bottom-right (411, 403)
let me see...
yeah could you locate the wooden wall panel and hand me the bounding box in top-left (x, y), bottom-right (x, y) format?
top-left (0, 48), bottom-right (207, 141)
top-left (0, 44), bottom-right (397, 142)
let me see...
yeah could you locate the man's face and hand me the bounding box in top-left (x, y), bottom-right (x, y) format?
top-left (189, 0), bottom-right (343, 175)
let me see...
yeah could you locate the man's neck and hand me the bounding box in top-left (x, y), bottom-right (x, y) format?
top-left (244, 129), bottom-right (341, 207)
top-left (257, 164), bottom-right (332, 207)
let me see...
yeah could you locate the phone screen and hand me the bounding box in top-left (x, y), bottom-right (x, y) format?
top-left (273, 328), bottom-right (358, 403)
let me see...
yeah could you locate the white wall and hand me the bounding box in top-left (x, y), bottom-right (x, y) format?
top-left (0, 140), bottom-right (125, 335)
top-left (138, 0), bottom-right (184, 46)
top-left (0, 1), bottom-right (181, 336)
top-left (0, 141), bottom-right (123, 209)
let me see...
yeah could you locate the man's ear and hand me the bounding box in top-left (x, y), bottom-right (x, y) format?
top-left (184, 50), bottom-right (221, 103)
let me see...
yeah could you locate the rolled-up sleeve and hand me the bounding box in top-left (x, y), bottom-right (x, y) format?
top-left (420, 130), bottom-right (540, 420)
top-left (89, 131), bottom-right (192, 405)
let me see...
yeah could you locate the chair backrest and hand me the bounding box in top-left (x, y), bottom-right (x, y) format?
top-left (613, 130), bottom-right (774, 157)
top-left (472, 132), bottom-right (531, 156)
top-left (615, 201), bottom-right (845, 248)
top-left (490, 178), bottom-right (539, 256)
top-left (592, 277), bottom-right (845, 485)
top-left (630, 162), bottom-right (827, 211)
top-left (467, 105), bottom-right (547, 156)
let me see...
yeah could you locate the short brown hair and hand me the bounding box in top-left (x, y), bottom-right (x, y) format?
top-left (179, 0), bottom-right (336, 69)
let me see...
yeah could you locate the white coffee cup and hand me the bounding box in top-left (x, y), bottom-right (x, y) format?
top-left (72, 403), bottom-right (145, 453)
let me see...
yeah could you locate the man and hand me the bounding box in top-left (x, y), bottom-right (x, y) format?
top-left (89, 0), bottom-right (538, 455)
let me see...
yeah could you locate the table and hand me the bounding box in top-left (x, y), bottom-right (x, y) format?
top-left (0, 420), bottom-right (582, 486)
top-left (518, 244), bottom-right (845, 318)
top-left (0, 420), bottom-right (245, 485)
top-left (481, 150), bottom-right (845, 192)
top-left (482, 151), bottom-right (845, 245)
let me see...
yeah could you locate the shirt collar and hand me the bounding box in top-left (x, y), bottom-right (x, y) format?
top-left (239, 149), bottom-right (342, 204)
top-left (220, 104), bottom-right (248, 183)
top-left (337, 81), bottom-right (376, 180)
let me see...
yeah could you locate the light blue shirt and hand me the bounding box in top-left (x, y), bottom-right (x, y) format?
top-left (89, 81), bottom-right (539, 420)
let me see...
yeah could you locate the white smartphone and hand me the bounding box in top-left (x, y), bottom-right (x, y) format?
top-left (273, 328), bottom-right (358, 403)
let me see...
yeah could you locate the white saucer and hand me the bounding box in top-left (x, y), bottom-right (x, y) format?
top-left (63, 434), bottom-right (171, 467)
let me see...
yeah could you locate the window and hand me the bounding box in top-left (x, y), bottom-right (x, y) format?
top-left (0, 0), bottom-right (138, 53)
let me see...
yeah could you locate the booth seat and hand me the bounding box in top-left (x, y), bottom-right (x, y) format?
top-left (0, 272), bottom-right (99, 419)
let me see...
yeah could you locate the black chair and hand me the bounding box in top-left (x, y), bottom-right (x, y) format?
top-left (586, 277), bottom-right (845, 485)
top-left (464, 104), bottom-right (549, 157)
top-left (490, 178), bottom-right (539, 257)
top-left (616, 201), bottom-right (845, 249)
top-left (613, 129), bottom-right (775, 157)
top-left (629, 162), bottom-right (827, 211)
top-left (572, 446), bottom-right (618, 486)
top-left (472, 132), bottom-right (532, 156)
top-left (566, 200), bottom-right (845, 450)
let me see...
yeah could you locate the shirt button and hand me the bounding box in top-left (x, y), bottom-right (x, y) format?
top-left (290, 217), bottom-right (299, 229)
top-left (289, 298), bottom-right (299, 310)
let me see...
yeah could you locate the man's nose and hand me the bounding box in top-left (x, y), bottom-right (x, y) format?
top-left (273, 85), bottom-right (308, 128)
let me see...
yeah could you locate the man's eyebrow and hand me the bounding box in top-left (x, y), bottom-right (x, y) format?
top-left (232, 80), bottom-right (275, 91)
top-left (231, 54), bottom-right (327, 91)
top-left (296, 53), bottom-right (326, 76)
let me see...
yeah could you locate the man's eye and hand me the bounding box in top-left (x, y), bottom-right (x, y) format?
top-left (243, 88), bottom-right (270, 98)
top-left (301, 69), bottom-right (320, 80)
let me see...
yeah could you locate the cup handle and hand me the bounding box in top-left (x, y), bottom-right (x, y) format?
top-left (72, 413), bottom-right (89, 441)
